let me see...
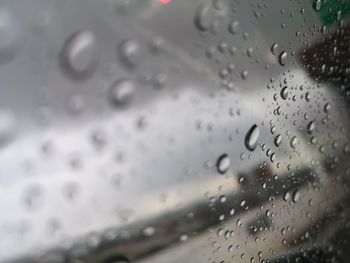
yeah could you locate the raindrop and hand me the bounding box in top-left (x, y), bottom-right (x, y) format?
top-left (118, 39), bottom-right (142, 69)
top-left (143, 226), bottom-right (156, 237)
top-left (324, 103), bottom-right (331, 113)
top-left (228, 21), bottom-right (239, 34)
top-left (218, 41), bottom-right (228, 53)
top-left (280, 86), bottom-right (288, 100)
top-left (271, 43), bottom-right (278, 55)
top-left (314, 0), bottom-right (321, 11)
top-left (271, 125), bottom-right (276, 134)
top-left (270, 153), bottom-right (276, 162)
top-left (278, 51), bottom-right (287, 66)
top-left (61, 31), bottom-right (98, 78)
top-left (152, 72), bottom-right (167, 89)
top-left (194, 3), bottom-right (211, 32)
top-left (219, 195), bottom-right (227, 203)
top-left (149, 35), bottom-right (164, 54)
top-left (283, 191), bottom-right (291, 201)
top-left (290, 136), bottom-right (297, 148)
top-left (23, 185), bottom-right (44, 210)
top-left (274, 134), bottom-right (282, 147)
top-left (307, 121), bottom-right (315, 134)
top-left (247, 47), bottom-right (254, 57)
top-left (90, 130), bottom-right (106, 148)
top-left (180, 234), bottom-right (188, 242)
top-left (217, 154), bottom-right (230, 174)
top-left (292, 189), bottom-right (300, 203)
top-left (109, 79), bottom-right (135, 106)
top-left (63, 182), bottom-right (79, 201)
top-left (241, 70), bottom-right (248, 80)
top-left (305, 92), bottom-right (310, 102)
top-left (245, 124), bottom-right (259, 151)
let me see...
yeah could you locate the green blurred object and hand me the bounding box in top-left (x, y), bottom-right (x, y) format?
top-left (316, 0), bottom-right (350, 27)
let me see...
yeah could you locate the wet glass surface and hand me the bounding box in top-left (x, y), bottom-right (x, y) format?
top-left (0, 0), bottom-right (350, 263)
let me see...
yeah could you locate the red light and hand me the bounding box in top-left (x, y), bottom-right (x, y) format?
top-left (160, 0), bottom-right (171, 5)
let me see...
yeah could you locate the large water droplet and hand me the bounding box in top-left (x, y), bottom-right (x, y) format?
top-left (241, 70), bottom-right (248, 80)
top-left (314, 0), bottom-right (321, 11)
top-left (274, 134), bottom-right (282, 147)
top-left (245, 124), bottom-right (259, 151)
top-left (109, 79), bottom-right (135, 106)
top-left (290, 136), bottom-right (297, 148)
top-left (270, 152), bottom-right (276, 162)
top-left (247, 47), bottom-right (254, 57)
top-left (217, 154), bottom-right (230, 174)
top-left (118, 39), bottom-right (142, 69)
top-left (307, 121), bottom-right (315, 134)
top-left (280, 86), bottom-right (288, 100)
top-left (271, 43), bottom-right (278, 55)
top-left (278, 51), bottom-right (287, 66)
top-left (228, 21), bottom-right (239, 34)
top-left (61, 31), bottom-right (98, 78)
top-left (143, 226), bottom-right (156, 237)
top-left (194, 3), bottom-right (212, 32)
top-left (324, 103), bottom-right (331, 113)
top-left (283, 191), bottom-right (291, 201)
top-left (292, 189), bottom-right (300, 203)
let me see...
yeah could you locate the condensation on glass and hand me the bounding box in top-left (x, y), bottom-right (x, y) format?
top-left (0, 0), bottom-right (349, 263)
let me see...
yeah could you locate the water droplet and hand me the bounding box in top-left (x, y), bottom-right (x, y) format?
top-left (228, 21), bottom-right (239, 34)
top-left (109, 79), bottom-right (135, 106)
top-left (290, 136), bottom-right (297, 148)
top-left (149, 35), bottom-right (164, 54)
top-left (63, 182), bottom-right (79, 201)
top-left (324, 103), bottom-right (331, 113)
top-left (194, 3), bottom-right (211, 31)
top-left (271, 43), bottom-right (278, 55)
top-left (152, 72), bottom-right (167, 89)
top-left (307, 121), bottom-right (315, 134)
top-left (280, 86), bottom-right (288, 100)
top-left (270, 153), bottom-right (276, 162)
top-left (247, 47), bottom-right (254, 57)
top-left (180, 234), bottom-right (188, 242)
top-left (245, 124), bottom-right (259, 151)
top-left (68, 95), bottom-right (84, 114)
top-left (90, 130), bottom-right (107, 149)
top-left (217, 154), bottom-right (230, 174)
top-left (278, 51), bottom-right (287, 66)
top-left (143, 226), bottom-right (156, 237)
top-left (283, 191), bottom-right (291, 201)
top-left (23, 185), bottom-right (44, 210)
top-left (314, 0), bottom-right (321, 11)
top-left (118, 39), bottom-right (142, 69)
top-left (271, 125), bottom-right (276, 134)
top-left (241, 70), bottom-right (248, 80)
top-left (274, 134), bottom-right (282, 147)
top-left (292, 189), bottom-right (300, 203)
top-left (219, 195), bottom-right (227, 203)
top-left (61, 31), bottom-right (98, 78)
top-left (305, 92), bottom-right (310, 102)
